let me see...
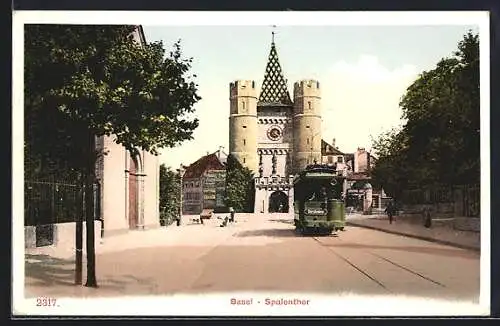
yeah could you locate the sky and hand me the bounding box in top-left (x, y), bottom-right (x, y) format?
top-left (143, 24), bottom-right (479, 169)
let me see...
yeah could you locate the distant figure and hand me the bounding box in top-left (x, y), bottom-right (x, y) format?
top-left (220, 215), bottom-right (229, 227)
top-left (385, 201), bottom-right (396, 224)
top-left (423, 207), bottom-right (432, 228)
top-left (229, 207), bottom-right (235, 222)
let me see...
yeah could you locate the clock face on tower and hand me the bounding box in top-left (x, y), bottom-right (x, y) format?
top-left (267, 126), bottom-right (282, 141)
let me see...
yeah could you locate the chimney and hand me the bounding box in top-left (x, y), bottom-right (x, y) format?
top-left (332, 138), bottom-right (336, 148)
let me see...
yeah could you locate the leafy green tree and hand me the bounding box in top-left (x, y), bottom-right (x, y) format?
top-left (370, 128), bottom-right (410, 199)
top-left (159, 164), bottom-right (180, 226)
top-left (224, 154), bottom-right (255, 212)
top-left (25, 25), bottom-right (201, 287)
top-left (371, 30), bottom-right (479, 199)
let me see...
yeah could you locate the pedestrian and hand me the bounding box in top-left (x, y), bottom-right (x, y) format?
top-left (423, 207), bottom-right (432, 228)
top-left (385, 201), bottom-right (396, 224)
top-left (229, 207), bottom-right (235, 223)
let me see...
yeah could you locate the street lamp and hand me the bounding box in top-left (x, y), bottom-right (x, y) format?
top-left (176, 164), bottom-right (186, 226)
top-left (305, 125), bottom-right (321, 165)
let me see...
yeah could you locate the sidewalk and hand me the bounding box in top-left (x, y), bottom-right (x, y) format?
top-left (346, 214), bottom-right (480, 251)
top-left (24, 213), bottom-right (266, 260)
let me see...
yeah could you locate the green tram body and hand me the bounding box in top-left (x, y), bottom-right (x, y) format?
top-left (293, 164), bottom-right (346, 235)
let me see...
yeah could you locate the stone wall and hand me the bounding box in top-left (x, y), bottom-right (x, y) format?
top-left (399, 205), bottom-right (480, 232)
top-left (25, 222), bottom-right (102, 249)
top-left (453, 217), bottom-right (480, 232)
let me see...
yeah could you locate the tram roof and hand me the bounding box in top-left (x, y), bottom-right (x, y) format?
top-left (294, 164), bottom-right (345, 183)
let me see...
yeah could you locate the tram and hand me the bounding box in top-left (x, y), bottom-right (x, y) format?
top-left (293, 164), bottom-right (346, 235)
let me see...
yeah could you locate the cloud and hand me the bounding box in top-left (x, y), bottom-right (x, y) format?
top-left (159, 55), bottom-right (419, 168)
top-left (321, 55), bottom-right (418, 153)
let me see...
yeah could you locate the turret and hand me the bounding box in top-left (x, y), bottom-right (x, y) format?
top-left (292, 79), bottom-right (322, 173)
top-left (229, 80), bottom-right (258, 173)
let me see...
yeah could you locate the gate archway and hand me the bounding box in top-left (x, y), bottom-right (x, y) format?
top-left (268, 191), bottom-right (289, 213)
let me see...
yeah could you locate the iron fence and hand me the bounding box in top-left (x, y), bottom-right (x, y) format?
top-left (458, 184), bottom-right (480, 217)
top-left (401, 184), bottom-right (480, 217)
top-left (25, 180), bottom-right (101, 226)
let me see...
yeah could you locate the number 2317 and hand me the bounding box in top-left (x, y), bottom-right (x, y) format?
top-left (36, 297), bottom-right (57, 307)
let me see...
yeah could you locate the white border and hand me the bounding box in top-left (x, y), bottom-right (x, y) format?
top-left (12, 11), bottom-right (490, 317)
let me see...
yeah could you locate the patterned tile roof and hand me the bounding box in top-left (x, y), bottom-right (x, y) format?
top-left (258, 41), bottom-right (292, 106)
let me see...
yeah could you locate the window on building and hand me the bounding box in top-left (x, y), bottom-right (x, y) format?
top-left (337, 156), bottom-right (344, 163)
top-left (242, 101), bottom-right (246, 111)
top-left (307, 138), bottom-right (310, 145)
top-left (328, 156), bottom-right (334, 164)
top-left (243, 158), bottom-right (246, 163)
top-left (242, 125), bottom-right (247, 129)
top-left (243, 139), bottom-right (246, 146)
top-left (308, 101), bottom-right (312, 110)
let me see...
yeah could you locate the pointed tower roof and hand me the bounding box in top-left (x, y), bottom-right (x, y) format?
top-left (258, 35), bottom-right (292, 106)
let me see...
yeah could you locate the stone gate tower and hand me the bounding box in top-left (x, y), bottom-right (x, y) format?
top-left (229, 80), bottom-right (258, 173)
top-left (293, 80), bottom-right (322, 172)
top-left (228, 34), bottom-right (322, 214)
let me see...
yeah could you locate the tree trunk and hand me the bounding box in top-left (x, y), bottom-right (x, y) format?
top-left (84, 133), bottom-right (98, 288)
top-left (75, 183), bottom-right (83, 285)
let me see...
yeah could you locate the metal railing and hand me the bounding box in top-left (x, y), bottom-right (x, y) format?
top-left (400, 184), bottom-right (480, 217)
top-left (25, 180), bottom-right (101, 226)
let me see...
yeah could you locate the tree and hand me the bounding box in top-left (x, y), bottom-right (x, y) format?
top-left (25, 25), bottom-right (201, 287)
top-left (224, 154), bottom-right (255, 212)
top-left (159, 164), bottom-right (180, 226)
top-left (400, 30), bottom-right (479, 186)
top-left (370, 128), bottom-right (410, 199)
top-left (371, 30), bottom-right (479, 199)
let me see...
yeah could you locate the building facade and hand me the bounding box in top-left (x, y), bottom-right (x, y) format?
top-left (229, 36), bottom-right (323, 214)
top-left (181, 149), bottom-right (227, 215)
top-left (95, 26), bottom-right (160, 235)
top-left (228, 35), bottom-right (388, 214)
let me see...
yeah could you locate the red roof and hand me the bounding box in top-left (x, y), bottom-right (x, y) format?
top-left (183, 152), bottom-right (226, 179)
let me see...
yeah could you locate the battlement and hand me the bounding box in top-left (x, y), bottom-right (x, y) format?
top-left (230, 80), bottom-right (258, 98)
top-left (293, 79), bottom-right (321, 98)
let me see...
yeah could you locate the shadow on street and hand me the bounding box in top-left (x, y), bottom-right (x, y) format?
top-left (25, 254), bottom-right (76, 287)
top-left (235, 228), bottom-right (297, 238)
top-left (235, 228), bottom-right (336, 238)
top-left (268, 218), bottom-right (294, 225)
top-left (25, 253), bottom-right (159, 296)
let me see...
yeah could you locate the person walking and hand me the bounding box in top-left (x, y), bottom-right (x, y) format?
top-left (229, 207), bottom-right (235, 223)
top-left (385, 201), bottom-right (396, 224)
top-left (423, 207), bottom-right (432, 228)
